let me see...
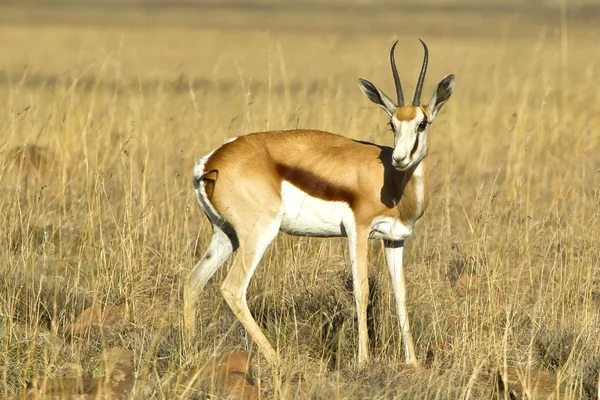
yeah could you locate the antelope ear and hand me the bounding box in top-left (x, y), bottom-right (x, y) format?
top-left (358, 78), bottom-right (397, 117)
top-left (427, 74), bottom-right (454, 121)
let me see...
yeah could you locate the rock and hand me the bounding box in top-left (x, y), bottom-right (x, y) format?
top-left (58, 363), bottom-right (84, 378)
top-left (2, 347), bottom-right (135, 400)
top-left (495, 367), bottom-right (569, 399)
top-left (182, 350), bottom-right (258, 400)
top-left (99, 348), bottom-right (136, 399)
top-left (61, 304), bottom-right (129, 341)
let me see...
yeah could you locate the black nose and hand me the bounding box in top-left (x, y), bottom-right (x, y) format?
top-left (393, 155), bottom-right (406, 164)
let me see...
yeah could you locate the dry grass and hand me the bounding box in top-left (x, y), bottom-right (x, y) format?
top-left (1, 1), bottom-right (599, 398)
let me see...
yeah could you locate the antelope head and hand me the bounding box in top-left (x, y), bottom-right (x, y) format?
top-left (358, 39), bottom-right (455, 171)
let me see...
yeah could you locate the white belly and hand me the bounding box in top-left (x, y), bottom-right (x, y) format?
top-left (280, 182), bottom-right (352, 237)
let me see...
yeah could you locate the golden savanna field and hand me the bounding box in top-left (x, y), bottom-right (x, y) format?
top-left (1, 0), bottom-right (599, 398)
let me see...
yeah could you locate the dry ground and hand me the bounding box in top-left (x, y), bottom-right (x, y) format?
top-left (1, 1), bottom-right (599, 398)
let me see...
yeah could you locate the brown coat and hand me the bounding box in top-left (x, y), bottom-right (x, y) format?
top-left (202, 129), bottom-right (428, 233)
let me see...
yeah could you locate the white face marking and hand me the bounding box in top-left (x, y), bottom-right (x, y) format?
top-left (369, 216), bottom-right (413, 241)
top-left (280, 181), bottom-right (352, 237)
top-left (391, 108), bottom-right (429, 171)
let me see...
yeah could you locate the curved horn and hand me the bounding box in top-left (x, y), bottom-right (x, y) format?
top-left (390, 40), bottom-right (404, 107)
top-left (412, 39), bottom-right (429, 106)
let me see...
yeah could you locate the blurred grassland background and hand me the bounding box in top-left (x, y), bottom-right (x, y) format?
top-left (0, 0), bottom-right (599, 398)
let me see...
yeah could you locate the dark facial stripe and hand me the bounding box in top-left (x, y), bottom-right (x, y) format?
top-left (410, 136), bottom-right (419, 157)
top-left (276, 164), bottom-right (355, 205)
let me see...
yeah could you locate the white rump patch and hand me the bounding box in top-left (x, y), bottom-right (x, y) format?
top-left (193, 136), bottom-right (239, 182)
top-left (280, 181), bottom-right (352, 237)
top-left (192, 136), bottom-right (238, 223)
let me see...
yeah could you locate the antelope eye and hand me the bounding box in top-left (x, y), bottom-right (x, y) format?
top-left (417, 120), bottom-right (428, 132)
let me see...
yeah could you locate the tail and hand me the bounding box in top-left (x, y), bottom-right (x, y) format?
top-left (193, 168), bottom-right (218, 190)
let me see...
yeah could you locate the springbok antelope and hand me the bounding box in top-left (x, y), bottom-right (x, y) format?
top-left (184, 40), bottom-right (454, 366)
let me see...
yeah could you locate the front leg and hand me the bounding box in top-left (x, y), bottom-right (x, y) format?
top-left (347, 223), bottom-right (370, 365)
top-left (384, 240), bottom-right (418, 366)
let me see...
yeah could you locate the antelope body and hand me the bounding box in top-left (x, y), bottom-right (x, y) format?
top-left (184, 40), bottom-right (455, 366)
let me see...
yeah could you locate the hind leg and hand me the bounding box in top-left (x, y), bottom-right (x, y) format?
top-left (184, 225), bottom-right (235, 339)
top-left (220, 212), bottom-right (282, 363)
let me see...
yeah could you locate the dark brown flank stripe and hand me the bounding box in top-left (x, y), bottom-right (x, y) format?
top-left (275, 164), bottom-right (355, 205)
